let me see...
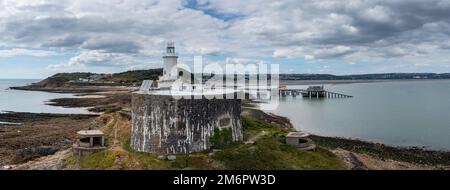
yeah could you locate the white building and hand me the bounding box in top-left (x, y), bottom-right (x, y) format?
top-left (140, 42), bottom-right (215, 93)
top-left (160, 42), bottom-right (178, 81)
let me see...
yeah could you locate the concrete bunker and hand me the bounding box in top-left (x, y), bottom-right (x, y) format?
top-left (286, 131), bottom-right (316, 151)
top-left (73, 130), bottom-right (106, 157)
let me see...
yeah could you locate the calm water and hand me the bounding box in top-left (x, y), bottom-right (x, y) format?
top-left (0, 79), bottom-right (91, 116)
top-left (266, 80), bottom-right (450, 151)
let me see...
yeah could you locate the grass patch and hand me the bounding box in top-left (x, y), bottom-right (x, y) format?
top-left (210, 128), bottom-right (233, 149)
top-left (66, 150), bottom-right (128, 170)
top-left (79, 151), bottom-right (121, 169)
top-left (88, 105), bottom-right (122, 113)
top-left (213, 136), bottom-right (344, 170)
top-left (241, 110), bottom-right (289, 141)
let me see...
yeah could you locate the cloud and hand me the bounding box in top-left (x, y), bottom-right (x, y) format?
top-left (206, 0), bottom-right (450, 60)
top-left (304, 55), bottom-right (315, 61)
top-left (0, 0), bottom-right (227, 55)
top-left (1, 0), bottom-right (450, 73)
top-left (0, 48), bottom-right (56, 57)
top-left (66, 51), bottom-right (135, 67)
top-left (81, 38), bottom-right (141, 54)
top-left (361, 5), bottom-right (392, 23)
top-left (41, 35), bottom-right (88, 48)
top-left (273, 45), bottom-right (354, 60)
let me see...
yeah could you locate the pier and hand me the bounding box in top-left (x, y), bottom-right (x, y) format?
top-left (279, 86), bottom-right (353, 99)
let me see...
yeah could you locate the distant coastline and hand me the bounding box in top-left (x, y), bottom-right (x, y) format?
top-left (8, 69), bottom-right (450, 93)
top-left (280, 78), bottom-right (450, 85)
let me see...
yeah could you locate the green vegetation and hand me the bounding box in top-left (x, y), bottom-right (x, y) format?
top-left (25, 69), bottom-right (163, 88)
top-left (212, 109), bottom-right (345, 170)
top-left (64, 109), bottom-right (345, 170)
top-left (88, 105), bottom-right (122, 113)
top-left (66, 143), bottom-right (218, 170)
top-left (33, 72), bottom-right (94, 87)
top-left (209, 128), bottom-right (233, 149)
top-left (96, 69), bottom-right (162, 86)
top-left (213, 137), bottom-right (343, 170)
top-left (77, 151), bottom-right (123, 169)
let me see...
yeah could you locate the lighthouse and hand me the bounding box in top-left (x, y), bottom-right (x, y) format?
top-left (162, 42), bottom-right (178, 80)
top-left (132, 42), bottom-right (243, 154)
top-left (152, 41), bottom-right (191, 90)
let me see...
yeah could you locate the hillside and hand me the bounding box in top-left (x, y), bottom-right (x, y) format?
top-left (29, 72), bottom-right (95, 88)
top-left (11, 69), bottom-right (163, 91)
top-left (96, 69), bottom-right (163, 85)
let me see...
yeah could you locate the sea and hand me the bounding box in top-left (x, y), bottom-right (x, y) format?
top-left (264, 79), bottom-right (450, 151)
top-left (0, 79), bottom-right (91, 118)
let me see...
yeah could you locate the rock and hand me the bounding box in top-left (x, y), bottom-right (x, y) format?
top-left (36, 146), bottom-right (59, 155)
top-left (332, 149), bottom-right (368, 170)
top-left (244, 140), bottom-right (255, 145)
top-left (157, 155), bottom-right (166, 160)
top-left (167, 155), bottom-right (176, 161)
top-left (14, 146), bottom-right (59, 163)
top-left (2, 165), bottom-right (12, 170)
top-left (208, 152), bottom-right (214, 157)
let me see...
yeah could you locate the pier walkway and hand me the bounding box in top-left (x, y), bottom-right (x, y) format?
top-left (279, 86), bottom-right (353, 98)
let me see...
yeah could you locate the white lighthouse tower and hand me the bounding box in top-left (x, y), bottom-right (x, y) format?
top-left (162, 42), bottom-right (178, 81)
top-left (139, 41), bottom-right (201, 91)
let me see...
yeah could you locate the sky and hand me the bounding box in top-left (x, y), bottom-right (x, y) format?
top-left (1, 0), bottom-right (450, 79)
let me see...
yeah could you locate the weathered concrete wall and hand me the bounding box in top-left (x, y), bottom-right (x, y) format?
top-left (131, 93), bottom-right (243, 154)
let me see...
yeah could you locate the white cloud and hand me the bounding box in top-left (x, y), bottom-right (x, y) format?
top-left (362, 5), bottom-right (392, 23)
top-left (1, 0), bottom-right (450, 73)
top-left (0, 48), bottom-right (56, 57)
top-left (67, 51), bottom-right (135, 67)
top-left (273, 49), bottom-right (294, 58)
top-left (304, 55), bottom-right (315, 61)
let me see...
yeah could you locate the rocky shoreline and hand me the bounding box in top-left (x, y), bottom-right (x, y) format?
top-left (310, 135), bottom-right (450, 166)
top-left (0, 112), bottom-right (98, 123)
top-left (47, 93), bottom-right (131, 111)
top-left (0, 112), bottom-right (99, 167)
top-left (0, 84), bottom-right (131, 168)
top-left (245, 106), bottom-right (450, 169)
top-left (10, 85), bottom-right (133, 94)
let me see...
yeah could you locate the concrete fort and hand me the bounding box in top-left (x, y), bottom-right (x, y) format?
top-left (131, 92), bottom-right (243, 154)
